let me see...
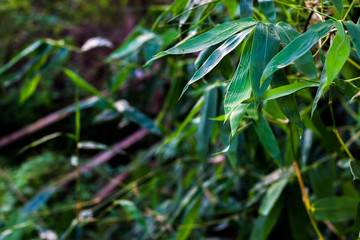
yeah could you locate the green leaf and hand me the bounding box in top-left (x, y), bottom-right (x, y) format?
top-left (197, 86), bottom-right (218, 161)
top-left (182, 27), bottom-right (253, 96)
top-left (261, 20), bottom-right (334, 83)
top-left (123, 107), bottom-right (161, 135)
top-left (331, 0), bottom-right (343, 15)
top-left (254, 115), bottom-right (282, 167)
top-left (250, 22), bottom-right (280, 102)
top-left (275, 22), bottom-right (317, 78)
top-left (250, 198), bottom-right (283, 240)
top-left (334, 78), bottom-right (360, 102)
top-left (63, 68), bottom-right (107, 101)
top-left (153, 17), bottom-right (256, 57)
top-left (258, 0), bottom-right (276, 23)
top-left (272, 70), bottom-right (303, 135)
top-left (350, 160), bottom-right (360, 180)
top-left (240, 0), bottom-right (253, 18)
top-left (107, 31), bottom-right (156, 61)
top-left (111, 67), bottom-right (131, 93)
top-left (152, 0), bottom-right (190, 30)
top-left (230, 104), bottom-right (250, 136)
top-left (19, 74), bottom-right (41, 104)
top-left (345, 21), bottom-right (360, 57)
top-left (176, 194), bottom-right (202, 240)
top-left (312, 197), bottom-right (359, 222)
top-left (223, 0), bottom-right (237, 19)
top-left (243, 80), bottom-right (319, 103)
top-left (259, 178), bottom-right (288, 216)
top-left (354, 203), bottom-right (360, 240)
top-left (224, 28), bottom-right (254, 120)
top-left (0, 40), bottom-right (43, 75)
top-left (312, 21), bottom-right (350, 115)
top-left (115, 200), bottom-right (148, 235)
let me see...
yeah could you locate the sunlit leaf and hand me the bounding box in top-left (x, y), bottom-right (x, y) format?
top-left (19, 74), bottom-right (41, 104)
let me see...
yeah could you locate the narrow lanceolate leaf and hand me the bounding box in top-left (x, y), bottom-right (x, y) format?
top-left (107, 32), bottom-right (156, 61)
top-left (254, 115), bottom-right (282, 167)
top-left (0, 40), bottom-right (43, 75)
top-left (312, 197), bottom-right (359, 222)
top-left (197, 86), bottom-right (218, 161)
top-left (250, 22), bottom-right (280, 102)
top-left (20, 74), bottom-right (41, 104)
top-left (331, 0), bottom-right (343, 15)
top-left (261, 20), bottom-right (334, 83)
top-left (224, 29), bottom-right (254, 119)
top-left (243, 81), bottom-right (319, 103)
top-left (345, 21), bottom-right (360, 57)
top-left (181, 27), bottom-right (253, 96)
top-left (259, 178), bottom-right (288, 216)
top-left (271, 70), bottom-right (303, 135)
top-left (115, 200), bottom-right (148, 235)
top-left (240, 0), bottom-right (253, 18)
top-left (123, 107), bottom-right (161, 135)
top-left (176, 194), bottom-right (202, 240)
top-left (350, 160), bottom-right (360, 180)
top-left (312, 21), bottom-right (350, 115)
top-left (275, 22), bottom-right (317, 78)
top-left (153, 17), bottom-right (256, 58)
top-left (258, 0), bottom-right (276, 23)
top-left (230, 104), bottom-right (250, 136)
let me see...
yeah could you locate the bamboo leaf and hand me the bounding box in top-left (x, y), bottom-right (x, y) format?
top-left (312, 21), bottom-right (350, 115)
top-left (275, 22), bottom-right (317, 78)
top-left (152, 17), bottom-right (256, 58)
top-left (312, 197), bottom-right (359, 222)
top-left (181, 27), bottom-right (253, 96)
top-left (230, 104), bottom-right (250, 136)
top-left (254, 115), bottom-right (282, 167)
top-left (223, 0), bottom-right (237, 19)
top-left (240, 0), bottom-right (253, 18)
top-left (330, 0), bottom-right (343, 15)
top-left (345, 21), bottom-right (360, 57)
top-left (259, 178), bottom-right (288, 216)
top-left (107, 32), bottom-right (156, 61)
top-left (258, 0), bottom-right (276, 23)
top-left (350, 160), bottom-right (360, 180)
top-left (19, 74), bottom-right (41, 104)
top-left (224, 28), bottom-right (254, 120)
top-left (272, 70), bottom-right (303, 135)
top-left (176, 194), bottom-right (202, 240)
top-left (197, 86), bottom-right (218, 161)
top-left (0, 40), bottom-right (43, 75)
top-left (115, 200), bottom-right (148, 235)
top-left (261, 20), bottom-right (334, 83)
top-left (250, 22), bottom-right (280, 102)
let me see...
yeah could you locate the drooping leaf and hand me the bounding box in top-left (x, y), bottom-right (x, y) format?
top-left (253, 115), bottom-right (282, 167)
top-left (259, 178), bottom-right (288, 216)
top-left (152, 17), bottom-right (256, 59)
top-left (229, 104), bottom-right (250, 136)
top-left (258, 0), bottom-right (276, 23)
top-left (271, 70), bottom-right (303, 135)
top-left (250, 22), bottom-right (280, 102)
top-left (330, 0), bottom-right (343, 15)
top-left (19, 74), bottom-right (41, 104)
top-left (275, 22), bottom-right (317, 78)
top-left (197, 86), bottom-right (218, 161)
top-left (261, 20), bottom-right (334, 83)
top-left (0, 40), bottom-right (43, 75)
top-left (181, 27), bottom-right (253, 96)
top-left (224, 28), bottom-right (254, 120)
top-left (350, 160), bottom-right (360, 180)
top-left (115, 200), bottom-right (148, 235)
top-left (240, 0), bottom-right (253, 18)
top-left (312, 21), bottom-right (350, 115)
top-left (81, 37), bottom-right (113, 52)
top-left (107, 31), bottom-right (156, 61)
top-left (345, 21), bottom-right (360, 57)
top-left (312, 197), bottom-right (359, 222)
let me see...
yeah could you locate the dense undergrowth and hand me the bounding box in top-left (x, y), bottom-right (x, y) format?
top-left (1, 0), bottom-right (360, 239)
